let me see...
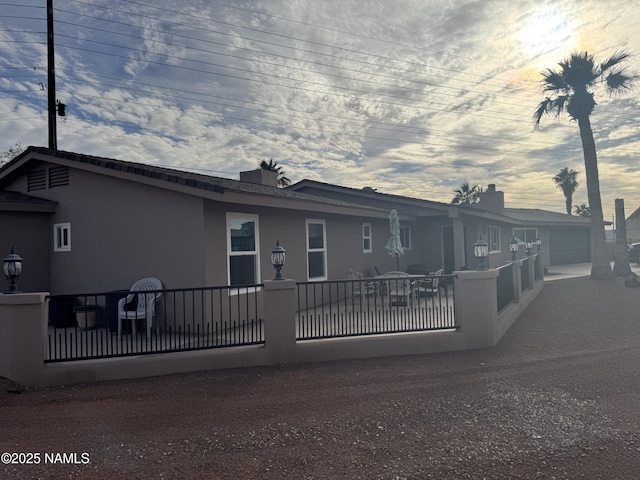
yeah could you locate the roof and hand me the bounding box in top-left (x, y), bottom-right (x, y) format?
top-left (0, 190), bottom-right (57, 212)
top-left (0, 147), bottom-right (389, 218)
top-left (627, 206), bottom-right (640, 220)
top-left (502, 208), bottom-right (593, 226)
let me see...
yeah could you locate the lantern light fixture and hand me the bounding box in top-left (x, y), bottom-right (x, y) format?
top-left (270, 240), bottom-right (286, 280)
top-left (3, 246), bottom-right (23, 294)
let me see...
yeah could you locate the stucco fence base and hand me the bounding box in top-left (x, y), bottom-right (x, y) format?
top-left (1, 259), bottom-right (543, 387)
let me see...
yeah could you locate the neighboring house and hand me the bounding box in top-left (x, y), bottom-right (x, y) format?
top-left (626, 206), bottom-right (640, 243)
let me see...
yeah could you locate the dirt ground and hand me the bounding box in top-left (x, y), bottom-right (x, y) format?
top-left (1, 276), bottom-right (640, 479)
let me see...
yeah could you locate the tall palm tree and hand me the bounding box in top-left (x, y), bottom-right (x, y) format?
top-left (451, 182), bottom-right (483, 205)
top-left (553, 167), bottom-right (580, 215)
top-left (533, 51), bottom-right (634, 279)
top-left (259, 158), bottom-right (291, 187)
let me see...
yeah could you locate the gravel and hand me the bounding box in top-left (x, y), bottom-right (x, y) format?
top-left (1, 276), bottom-right (640, 479)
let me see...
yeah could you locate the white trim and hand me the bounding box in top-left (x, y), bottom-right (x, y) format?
top-left (488, 226), bottom-right (500, 253)
top-left (226, 213), bottom-right (260, 287)
top-left (53, 223), bottom-right (71, 252)
top-left (306, 219), bottom-right (327, 281)
top-left (400, 225), bottom-right (412, 250)
top-left (362, 222), bottom-right (372, 253)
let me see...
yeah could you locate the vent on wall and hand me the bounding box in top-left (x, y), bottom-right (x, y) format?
top-left (27, 166), bottom-right (69, 191)
top-left (48, 166), bottom-right (69, 188)
top-left (27, 169), bottom-right (47, 191)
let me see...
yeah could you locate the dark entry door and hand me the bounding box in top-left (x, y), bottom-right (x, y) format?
top-left (442, 226), bottom-right (455, 273)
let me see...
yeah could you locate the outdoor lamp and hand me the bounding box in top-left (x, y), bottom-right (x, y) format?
top-left (536, 238), bottom-right (542, 252)
top-left (270, 240), bottom-right (286, 280)
top-left (3, 246), bottom-right (23, 294)
top-left (473, 238), bottom-right (489, 270)
top-left (525, 240), bottom-right (533, 256)
top-left (509, 237), bottom-right (519, 261)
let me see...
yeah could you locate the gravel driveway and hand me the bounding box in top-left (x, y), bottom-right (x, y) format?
top-left (1, 275), bottom-right (640, 479)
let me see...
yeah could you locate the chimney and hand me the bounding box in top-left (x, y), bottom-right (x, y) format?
top-left (477, 183), bottom-right (504, 214)
top-left (239, 169), bottom-right (278, 187)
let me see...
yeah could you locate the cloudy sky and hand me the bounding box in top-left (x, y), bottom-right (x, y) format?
top-left (1, 0), bottom-right (639, 218)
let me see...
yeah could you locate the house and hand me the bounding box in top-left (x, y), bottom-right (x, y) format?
top-left (626, 206), bottom-right (640, 243)
top-left (0, 147), bottom-right (396, 294)
top-left (0, 147), bottom-right (592, 296)
top-left (289, 181), bottom-right (593, 269)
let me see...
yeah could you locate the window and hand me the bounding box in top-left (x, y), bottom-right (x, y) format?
top-left (307, 219), bottom-right (327, 280)
top-left (362, 223), bottom-right (372, 253)
top-left (54, 223), bottom-right (71, 252)
top-left (227, 214), bottom-right (260, 286)
top-left (488, 226), bottom-right (500, 252)
top-left (513, 228), bottom-right (537, 244)
top-left (399, 225), bottom-right (411, 250)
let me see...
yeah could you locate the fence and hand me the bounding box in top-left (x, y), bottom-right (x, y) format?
top-left (46, 285), bottom-right (264, 362)
top-left (296, 274), bottom-right (457, 340)
top-left (496, 263), bottom-right (515, 313)
top-left (520, 257), bottom-right (531, 291)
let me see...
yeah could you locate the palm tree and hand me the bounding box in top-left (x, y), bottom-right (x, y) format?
top-left (259, 159), bottom-right (290, 187)
top-left (553, 167), bottom-right (580, 215)
top-left (573, 204), bottom-right (591, 217)
top-left (451, 182), bottom-right (483, 205)
top-left (533, 51), bottom-right (634, 279)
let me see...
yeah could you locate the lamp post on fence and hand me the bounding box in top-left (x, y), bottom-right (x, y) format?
top-left (3, 246), bottom-right (23, 294)
top-left (535, 238), bottom-right (542, 252)
top-left (509, 237), bottom-right (519, 261)
top-left (270, 240), bottom-right (286, 280)
top-left (474, 238), bottom-right (489, 270)
top-left (525, 239), bottom-right (533, 256)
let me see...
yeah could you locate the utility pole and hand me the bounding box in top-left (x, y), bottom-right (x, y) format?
top-left (47, 0), bottom-right (57, 150)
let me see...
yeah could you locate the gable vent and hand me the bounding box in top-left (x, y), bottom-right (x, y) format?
top-left (48, 166), bottom-right (69, 188)
top-left (27, 169), bottom-right (47, 191)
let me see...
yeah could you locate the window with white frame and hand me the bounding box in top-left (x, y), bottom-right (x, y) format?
top-left (488, 226), bottom-right (500, 252)
top-left (399, 225), bottom-right (411, 250)
top-left (513, 228), bottom-right (537, 244)
top-left (227, 213), bottom-right (260, 286)
top-left (362, 223), bottom-right (372, 253)
top-left (306, 219), bottom-right (327, 280)
top-left (53, 223), bottom-right (71, 252)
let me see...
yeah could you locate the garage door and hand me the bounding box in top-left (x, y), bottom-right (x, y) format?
top-left (548, 228), bottom-right (591, 265)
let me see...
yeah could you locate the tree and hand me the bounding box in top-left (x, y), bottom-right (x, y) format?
top-left (259, 159), bottom-right (290, 187)
top-left (533, 51), bottom-right (634, 279)
top-left (0, 142), bottom-right (24, 167)
top-left (451, 182), bottom-right (483, 205)
top-left (553, 167), bottom-right (580, 214)
top-left (573, 204), bottom-right (591, 218)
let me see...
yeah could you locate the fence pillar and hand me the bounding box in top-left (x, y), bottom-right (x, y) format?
top-left (0, 293), bottom-right (48, 386)
top-left (263, 280), bottom-right (297, 363)
top-left (454, 269), bottom-right (499, 348)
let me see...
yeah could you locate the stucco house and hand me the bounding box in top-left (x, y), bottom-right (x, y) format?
top-left (289, 181), bottom-right (593, 269)
top-left (1, 147), bottom-right (591, 296)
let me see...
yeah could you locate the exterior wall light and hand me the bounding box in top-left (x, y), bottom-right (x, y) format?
top-left (270, 240), bottom-right (286, 280)
top-left (473, 238), bottom-right (489, 270)
top-left (525, 240), bottom-right (533, 256)
top-left (3, 246), bottom-right (23, 294)
top-left (509, 237), bottom-right (519, 261)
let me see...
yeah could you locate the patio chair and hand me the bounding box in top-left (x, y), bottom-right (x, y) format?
top-left (345, 269), bottom-right (378, 299)
top-left (412, 268), bottom-right (443, 301)
top-left (117, 277), bottom-right (163, 338)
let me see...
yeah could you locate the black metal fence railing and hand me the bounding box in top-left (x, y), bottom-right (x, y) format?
top-left (496, 263), bottom-right (515, 313)
top-left (296, 274), bottom-right (457, 340)
top-left (46, 285), bottom-right (264, 362)
top-left (534, 253), bottom-right (542, 281)
top-left (520, 258), bottom-right (531, 291)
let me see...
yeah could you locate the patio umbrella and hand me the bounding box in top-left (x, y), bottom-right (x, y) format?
top-left (385, 209), bottom-right (404, 271)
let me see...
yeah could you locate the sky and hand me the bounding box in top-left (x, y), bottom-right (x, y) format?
top-left (1, 0), bottom-right (639, 219)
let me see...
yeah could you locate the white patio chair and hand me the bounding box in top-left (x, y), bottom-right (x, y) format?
top-left (117, 277), bottom-right (163, 337)
top-left (412, 268), bottom-right (443, 302)
top-left (345, 269), bottom-right (378, 299)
